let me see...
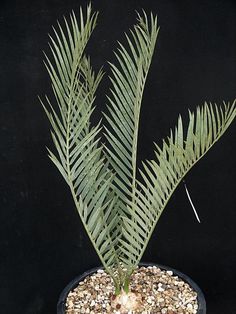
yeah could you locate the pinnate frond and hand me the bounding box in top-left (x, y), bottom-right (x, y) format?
top-left (121, 101), bottom-right (236, 269)
top-left (104, 12), bottom-right (159, 201)
top-left (40, 5), bottom-right (119, 281)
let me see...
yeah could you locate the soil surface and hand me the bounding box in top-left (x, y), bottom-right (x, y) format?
top-left (66, 266), bottom-right (198, 313)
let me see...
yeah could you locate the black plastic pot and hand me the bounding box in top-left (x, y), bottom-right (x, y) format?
top-left (57, 262), bottom-right (206, 314)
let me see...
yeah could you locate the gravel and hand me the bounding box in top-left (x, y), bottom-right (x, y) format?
top-left (65, 266), bottom-right (198, 313)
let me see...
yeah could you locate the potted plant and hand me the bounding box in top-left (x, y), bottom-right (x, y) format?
top-left (40, 4), bottom-right (235, 314)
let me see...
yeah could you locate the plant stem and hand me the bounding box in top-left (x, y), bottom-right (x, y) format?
top-left (123, 276), bottom-right (130, 293)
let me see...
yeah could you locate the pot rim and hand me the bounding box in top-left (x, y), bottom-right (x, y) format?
top-left (57, 262), bottom-right (206, 314)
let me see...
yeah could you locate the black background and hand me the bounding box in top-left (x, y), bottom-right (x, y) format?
top-left (0, 0), bottom-right (235, 313)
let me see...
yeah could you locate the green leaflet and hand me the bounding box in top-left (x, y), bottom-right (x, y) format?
top-left (41, 4), bottom-right (236, 293)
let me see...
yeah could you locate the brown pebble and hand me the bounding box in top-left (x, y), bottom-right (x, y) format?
top-left (65, 266), bottom-right (199, 314)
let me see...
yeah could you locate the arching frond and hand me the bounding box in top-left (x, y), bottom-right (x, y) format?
top-left (40, 5), bottom-right (120, 283)
top-left (121, 101), bottom-right (236, 269)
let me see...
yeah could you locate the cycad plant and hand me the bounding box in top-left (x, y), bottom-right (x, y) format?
top-left (41, 3), bottom-right (235, 304)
